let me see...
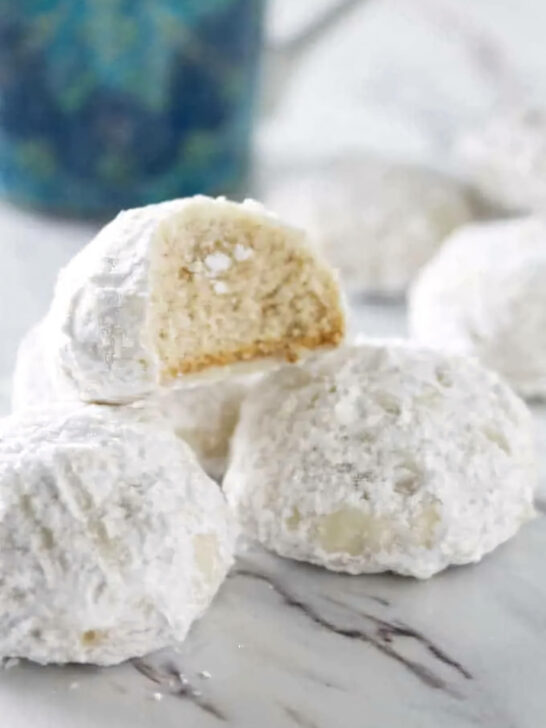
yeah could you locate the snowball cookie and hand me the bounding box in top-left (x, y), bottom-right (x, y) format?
top-left (11, 323), bottom-right (73, 411)
top-left (224, 342), bottom-right (536, 578)
top-left (45, 195), bottom-right (346, 404)
top-left (0, 404), bottom-right (235, 665)
top-left (12, 322), bottom-right (252, 480)
top-left (263, 158), bottom-right (473, 295)
top-left (153, 377), bottom-right (255, 481)
top-left (409, 217), bottom-right (546, 399)
top-left (459, 107), bottom-right (546, 213)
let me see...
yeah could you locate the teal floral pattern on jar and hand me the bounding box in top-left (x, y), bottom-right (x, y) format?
top-left (0, 0), bottom-right (264, 215)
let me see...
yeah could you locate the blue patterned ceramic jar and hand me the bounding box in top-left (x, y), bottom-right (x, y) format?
top-left (0, 0), bottom-right (264, 215)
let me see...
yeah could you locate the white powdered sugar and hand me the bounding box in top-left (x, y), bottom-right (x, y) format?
top-left (212, 281), bottom-right (229, 295)
top-left (224, 342), bottom-right (536, 578)
top-left (11, 323), bottom-right (74, 411)
top-left (44, 197), bottom-right (186, 404)
top-left (409, 217), bottom-right (546, 399)
top-left (204, 252), bottom-right (232, 274)
top-left (233, 244), bottom-right (253, 262)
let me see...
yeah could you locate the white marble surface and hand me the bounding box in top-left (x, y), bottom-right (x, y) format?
top-left (2, 1), bottom-right (546, 725)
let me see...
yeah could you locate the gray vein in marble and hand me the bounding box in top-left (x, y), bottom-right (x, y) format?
top-left (323, 594), bottom-right (472, 680)
top-left (110, 681), bottom-right (128, 695)
top-left (280, 703), bottom-right (320, 728)
top-left (234, 567), bottom-right (471, 696)
top-left (534, 498), bottom-right (546, 514)
top-left (284, 665), bottom-right (345, 692)
top-left (132, 658), bottom-right (227, 722)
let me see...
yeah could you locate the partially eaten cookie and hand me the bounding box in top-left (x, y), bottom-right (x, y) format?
top-left (46, 196), bottom-right (346, 403)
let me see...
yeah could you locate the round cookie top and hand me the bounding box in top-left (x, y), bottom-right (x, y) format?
top-left (409, 216), bottom-right (546, 398)
top-left (264, 157), bottom-right (472, 295)
top-left (45, 195), bottom-right (345, 404)
top-left (224, 342), bottom-right (536, 578)
top-left (0, 403), bottom-right (235, 665)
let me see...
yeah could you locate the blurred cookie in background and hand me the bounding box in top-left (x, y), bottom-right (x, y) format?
top-left (459, 106), bottom-right (546, 213)
top-left (409, 216), bottom-right (546, 399)
top-left (263, 156), bottom-right (474, 298)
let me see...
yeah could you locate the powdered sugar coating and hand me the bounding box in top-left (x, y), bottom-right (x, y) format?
top-left (264, 158), bottom-right (472, 295)
top-left (12, 323), bottom-right (252, 480)
top-left (459, 107), bottom-right (546, 212)
top-left (45, 198), bottom-right (185, 404)
top-left (224, 342), bottom-right (536, 578)
top-left (153, 378), bottom-right (255, 481)
top-left (0, 404), bottom-right (235, 665)
top-left (11, 323), bottom-right (74, 411)
top-left (409, 217), bottom-right (546, 399)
